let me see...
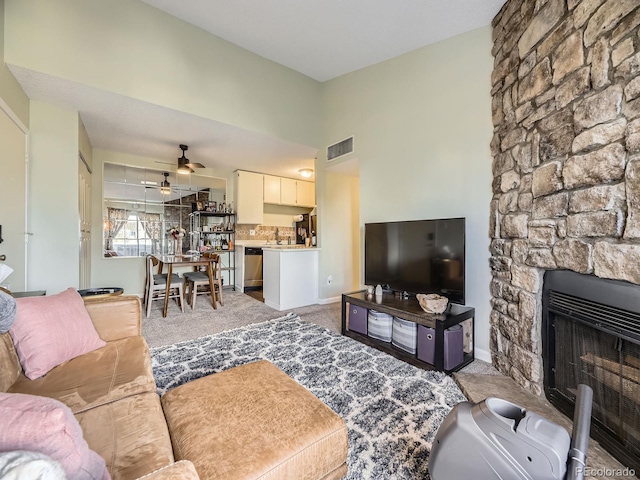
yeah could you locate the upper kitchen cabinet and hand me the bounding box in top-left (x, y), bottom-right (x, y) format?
top-left (264, 175), bottom-right (281, 204)
top-left (263, 175), bottom-right (315, 207)
top-left (280, 178), bottom-right (298, 205)
top-left (235, 170), bottom-right (264, 224)
top-left (296, 180), bottom-right (315, 207)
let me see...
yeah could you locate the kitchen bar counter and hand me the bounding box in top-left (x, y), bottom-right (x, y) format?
top-left (263, 247), bottom-right (319, 311)
top-left (234, 242), bottom-right (319, 291)
top-left (261, 246), bottom-right (320, 251)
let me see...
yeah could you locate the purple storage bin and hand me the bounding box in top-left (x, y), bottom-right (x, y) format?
top-left (417, 324), bottom-right (465, 370)
top-left (348, 304), bottom-right (368, 335)
top-left (417, 325), bottom-right (436, 364)
top-left (444, 325), bottom-right (464, 370)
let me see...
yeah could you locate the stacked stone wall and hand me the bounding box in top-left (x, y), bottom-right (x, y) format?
top-left (490, 0), bottom-right (640, 395)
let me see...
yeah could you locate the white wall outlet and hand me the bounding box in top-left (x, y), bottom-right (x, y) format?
top-left (250, 229), bottom-right (255, 236)
top-left (327, 274), bottom-right (333, 285)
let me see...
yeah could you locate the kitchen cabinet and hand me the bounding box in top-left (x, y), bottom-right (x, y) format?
top-left (296, 180), bottom-right (315, 207)
top-left (263, 175), bottom-right (315, 207)
top-left (235, 171), bottom-right (263, 224)
top-left (263, 175), bottom-right (281, 204)
top-left (280, 178), bottom-right (297, 205)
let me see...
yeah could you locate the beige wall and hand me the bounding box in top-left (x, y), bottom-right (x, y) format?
top-left (321, 26), bottom-right (494, 359)
top-left (316, 170), bottom-right (360, 300)
top-left (27, 101), bottom-right (79, 293)
top-left (0, 0), bottom-right (28, 125)
top-left (4, 0), bottom-right (322, 149)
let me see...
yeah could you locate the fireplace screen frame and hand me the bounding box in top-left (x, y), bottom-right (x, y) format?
top-left (542, 269), bottom-right (640, 472)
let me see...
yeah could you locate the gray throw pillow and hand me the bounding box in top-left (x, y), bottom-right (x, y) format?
top-left (0, 289), bottom-right (17, 334)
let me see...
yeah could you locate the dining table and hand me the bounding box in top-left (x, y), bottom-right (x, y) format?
top-left (153, 254), bottom-right (217, 317)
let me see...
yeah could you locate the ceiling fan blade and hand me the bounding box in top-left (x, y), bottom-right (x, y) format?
top-left (186, 162), bottom-right (205, 169)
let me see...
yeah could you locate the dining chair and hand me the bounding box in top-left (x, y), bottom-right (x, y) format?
top-left (144, 255), bottom-right (185, 317)
top-left (183, 253), bottom-right (224, 309)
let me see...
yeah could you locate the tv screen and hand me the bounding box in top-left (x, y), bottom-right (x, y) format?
top-left (364, 218), bottom-right (465, 304)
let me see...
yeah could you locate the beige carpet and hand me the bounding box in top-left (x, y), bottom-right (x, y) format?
top-left (142, 290), bottom-right (491, 376)
top-left (142, 290), bottom-right (341, 348)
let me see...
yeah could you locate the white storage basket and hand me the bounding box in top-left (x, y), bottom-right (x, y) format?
top-left (392, 317), bottom-right (417, 354)
top-left (367, 310), bottom-right (393, 342)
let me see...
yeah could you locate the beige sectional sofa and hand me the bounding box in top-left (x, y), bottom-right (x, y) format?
top-left (1, 294), bottom-right (348, 479)
top-left (0, 295), bottom-right (196, 479)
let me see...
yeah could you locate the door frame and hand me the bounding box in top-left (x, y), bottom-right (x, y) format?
top-left (0, 96), bottom-right (30, 290)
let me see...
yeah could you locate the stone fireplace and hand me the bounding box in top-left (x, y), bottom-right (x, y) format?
top-left (489, 0), bottom-right (640, 399)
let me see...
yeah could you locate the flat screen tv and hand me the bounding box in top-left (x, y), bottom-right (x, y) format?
top-left (364, 218), bottom-right (465, 304)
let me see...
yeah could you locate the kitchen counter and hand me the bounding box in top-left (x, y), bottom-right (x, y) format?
top-left (261, 246), bottom-right (320, 251)
top-left (234, 242), bottom-right (319, 292)
top-left (262, 248), bottom-right (319, 311)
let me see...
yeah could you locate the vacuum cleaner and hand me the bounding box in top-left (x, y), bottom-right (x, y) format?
top-left (429, 384), bottom-right (593, 480)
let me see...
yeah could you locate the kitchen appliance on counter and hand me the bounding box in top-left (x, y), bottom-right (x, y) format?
top-left (296, 214), bottom-right (317, 245)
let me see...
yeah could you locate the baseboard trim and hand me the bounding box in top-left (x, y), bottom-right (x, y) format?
top-left (318, 296), bottom-right (341, 305)
top-left (474, 347), bottom-right (491, 363)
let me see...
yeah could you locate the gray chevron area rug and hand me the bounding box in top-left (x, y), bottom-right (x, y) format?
top-left (150, 313), bottom-right (466, 479)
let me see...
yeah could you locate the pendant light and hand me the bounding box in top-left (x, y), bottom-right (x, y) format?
top-left (160, 172), bottom-right (171, 195)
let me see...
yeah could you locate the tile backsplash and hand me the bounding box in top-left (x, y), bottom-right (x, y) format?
top-left (235, 225), bottom-right (295, 242)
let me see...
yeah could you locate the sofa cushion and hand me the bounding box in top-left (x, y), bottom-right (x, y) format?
top-left (10, 288), bottom-right (106, 379)
top-left (76, 392), bottom-right (174, 480)
top-left (84, 295), bottom-right (142, 342)
top-left (0, 392), bottom-right (110, 480)
top-left (0, 332), bottom-right (21, 392)
top-left (135, 460), bottom-right (199, 480)
top-left (8, 335), bottom-right (156, 414)
top-left (161, 360), bottom-right (348, 480)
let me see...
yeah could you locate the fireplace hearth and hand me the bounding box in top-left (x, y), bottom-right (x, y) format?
top-left (543, 270), bottom-right (640, 472)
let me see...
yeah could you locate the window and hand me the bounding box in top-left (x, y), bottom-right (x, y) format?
top-left (108, 212), bottom-right (160, 257)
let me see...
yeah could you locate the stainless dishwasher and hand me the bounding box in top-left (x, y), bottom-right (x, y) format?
top-left (243, 247), bottom-right (263, 290)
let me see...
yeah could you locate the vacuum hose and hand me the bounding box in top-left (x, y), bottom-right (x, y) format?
top-left (567, 384), bottom-right (593, 480)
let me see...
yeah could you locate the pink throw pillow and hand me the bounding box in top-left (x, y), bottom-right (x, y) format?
top-left (0, 392), bottom-right (110, 480)
top-left (9, 288), bottom-right (106, 379)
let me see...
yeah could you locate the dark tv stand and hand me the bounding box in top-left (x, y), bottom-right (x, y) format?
top-left (341, 290), bottom-right (475, 373)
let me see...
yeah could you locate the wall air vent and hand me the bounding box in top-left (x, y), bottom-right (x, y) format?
top-left (327, 136), bottom-right (354, 162)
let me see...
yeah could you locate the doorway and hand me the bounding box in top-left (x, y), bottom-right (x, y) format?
top-left (0, 99), bottom-right (28, 291)
top-left (78, 154), bottom-right (92, 289)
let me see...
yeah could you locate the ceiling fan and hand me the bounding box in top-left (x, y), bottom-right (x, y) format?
top-left (155, 144), bottom-right (206, 174)
top-left (177, 144), bottom-right (205, 174)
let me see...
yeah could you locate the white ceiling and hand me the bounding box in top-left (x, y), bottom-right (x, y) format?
top-left (10, 1), bottom-right (506, 179)
top-left (141, 0), bottom-right (506, 82)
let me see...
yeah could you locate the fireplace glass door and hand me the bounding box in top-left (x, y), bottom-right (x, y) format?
top-left (543, 270), bottom-right (640, 472)
top-left (554, 313), bottom-right (640, 468)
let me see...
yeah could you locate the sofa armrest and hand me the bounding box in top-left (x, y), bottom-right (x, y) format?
top-left (136, 460), bottom-right (200, 480)
top-left (83, 295), bottom-right (142, 341)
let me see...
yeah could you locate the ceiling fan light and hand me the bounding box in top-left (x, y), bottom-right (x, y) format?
top-left (160, 172), bottom-right (171, 194)
top-left (299, 168), bottom-right (313, 178)
top-left (177, 164), bottom-right (192, 174)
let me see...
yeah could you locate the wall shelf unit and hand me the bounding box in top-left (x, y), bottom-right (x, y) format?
top-left (190, 211), bottom-right (236, 290)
